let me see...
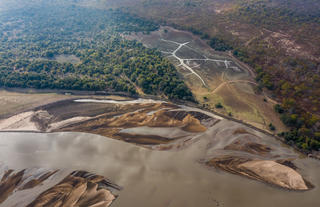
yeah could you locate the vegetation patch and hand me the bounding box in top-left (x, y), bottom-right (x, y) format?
top-left (0, 2), bottom-right (193, 101)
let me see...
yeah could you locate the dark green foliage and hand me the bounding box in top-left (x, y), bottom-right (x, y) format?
top-left (0, 3), bottom-right (193, 101)
top-left (186, 27), bottom-right (203, 36)
top-left (269, 123), bottom-right (276, 131)
top-left (215, 102), bottom-right (223, 109)
top-left (274, 104), bottom-right (284, 114)
top-left (201, 34), bottom-right (210, 40)
top-left (233, 49), bottom-right (249, 62)
top-left (113, 9), bottom-right (159, 32)
top-left (280, 130), bottom-right (320, 151)
top-left (275, 102), bottom-right (320, 152)
top-left (209, 37), bottom-right (233, 51)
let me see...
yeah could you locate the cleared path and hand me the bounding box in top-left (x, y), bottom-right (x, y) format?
top-left (160, 39), bottom-right (243, 87)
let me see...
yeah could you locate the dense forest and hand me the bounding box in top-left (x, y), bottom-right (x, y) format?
top-left (0, 3), bottom-right (193, 101)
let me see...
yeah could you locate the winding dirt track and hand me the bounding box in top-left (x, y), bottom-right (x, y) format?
top-left (160, 38), bottom-right (249, 89)
top-left (161, 39), bottom-right (207, 86)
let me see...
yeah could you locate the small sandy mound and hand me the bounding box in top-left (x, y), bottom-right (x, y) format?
top-left (206, 156), bottom-right (310, 191)
top-left (238, 160), bottom-right (308, 190)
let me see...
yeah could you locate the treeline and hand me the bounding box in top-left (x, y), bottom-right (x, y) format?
top-left (112, 9), bottom-right (159, 32)
top-left (0, 70), bottom-right (108, 91)
top-left (232, 0), bottom-right (320, 28)
top-left (209, 37), bottom-right (233, 52)
top-left (166, 23), bottom-right (233, 52)
top-left (233, 47), bottom-right (320, 152)
top-left (275, 103), bottom-right (320, 151)
top-left (0, 3), bottom-right (193, 101)
top-left (185, 27), bottom-right (233, 51)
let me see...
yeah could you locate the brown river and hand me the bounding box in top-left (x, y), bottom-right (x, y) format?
top-left (0, 130), bottom-right (319, 207)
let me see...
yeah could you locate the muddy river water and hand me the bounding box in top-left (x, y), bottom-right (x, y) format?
top-left (0, 129), bottom-right (319, 207)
